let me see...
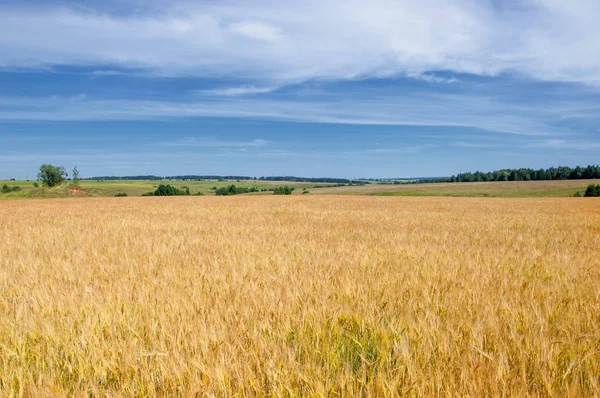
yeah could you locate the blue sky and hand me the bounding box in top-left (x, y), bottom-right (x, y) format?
top-left (1, 0), bottom-right (599, 178)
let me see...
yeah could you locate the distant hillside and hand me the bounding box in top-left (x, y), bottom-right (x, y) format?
top-left (86, 175), bottom-right (368, 184)
top-left (83, 165), bottom-right (600, 185)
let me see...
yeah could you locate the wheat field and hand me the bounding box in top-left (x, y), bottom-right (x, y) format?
top-left (0, 196), bottom-right (599, 396)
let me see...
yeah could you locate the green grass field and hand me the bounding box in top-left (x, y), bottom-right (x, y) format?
top-left (310, 179), bottom-right (600, 198)
top-left (2, 178), bottom-right (599, 199)
top-left (0, 179), bottom-right (317, 199)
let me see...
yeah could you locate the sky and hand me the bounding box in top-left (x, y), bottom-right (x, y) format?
top-left (1, 0), bottom-right (599, 179)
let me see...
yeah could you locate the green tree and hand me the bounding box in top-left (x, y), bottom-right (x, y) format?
top-left (37, 164), bottom-right (68, 187)
top-left (143, 185), bottom-right (174, 196)
top-left (214, 185), bottom-right (252, 196)
top-left (274, 186), bottom-right (294, 195)
top-left (584, 184), bottom-right (600, 197)
top-left (72, 166), bottom-right (81, 185)
top-left (497, 171), bottom-right (509, 182)
top-left (154, 184), bottom-right (186, 196)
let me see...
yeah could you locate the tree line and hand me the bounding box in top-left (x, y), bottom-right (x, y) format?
top-left (258, 176), bottom-right (364, 184)
top-left (87, 175), bottom-right (162, 181)
top-left (213, 185), bottom-right (295, 196)
top-left (85, 175), bottom-right (366, 184)
top-left (214, 185), bottom-right (258, 196)
top-left (9, 164), bottom-right (600, 189)
top-left (419, 165), bottom-right (600, 184)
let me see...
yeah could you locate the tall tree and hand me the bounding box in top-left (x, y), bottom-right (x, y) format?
top-left (72, 166), bottom-right (81, 185)
top-left (37, 164), bottom-right (68, 187)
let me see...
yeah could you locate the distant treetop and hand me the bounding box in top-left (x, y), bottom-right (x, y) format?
top-left (37, 164), bottom-right (68, 187)
top-left (82, 165), bottom-right (600, 184)
top-left (420, 165), bottom-right (600, 184)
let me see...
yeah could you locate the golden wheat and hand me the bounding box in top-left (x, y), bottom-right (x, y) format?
top-left (0, 196), bottom-right (599, 396)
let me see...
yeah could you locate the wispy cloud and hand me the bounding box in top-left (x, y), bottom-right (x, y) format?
top-left (407, 72), bottom-right (458, 84)
top-left (0, 90), bottom-right (588, 138)
top-left (338, 145), bottom-right (439, 156)
top-left (228, 21), bottom-right (283, 42)
top-left (0, 93), bottom-right (557, 136)
top-left (452, 141), bottom-right (501, 148)
top-left (197, 86), bottom-right (276, 96)
top-left (539, 139), bottom-right (600, 150)
top-left (158, 137), bottom-right (268, 148)
top-left (0, 1), bottom-right (599, 85)
top-left (91, 70), bottom-right (122, 76)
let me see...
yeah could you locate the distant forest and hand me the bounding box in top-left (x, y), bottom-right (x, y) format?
top-left (84, 165), bottom-right (600, 184)
top-left (421, 165), bottom-right (600, 183)
top-left (86, 175), bottom-right (365, 184)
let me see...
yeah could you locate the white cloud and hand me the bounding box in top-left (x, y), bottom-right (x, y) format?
top-left (0, 0), bottom-right (599, 85)
top-left (229, 21), bottom-right (283, 42)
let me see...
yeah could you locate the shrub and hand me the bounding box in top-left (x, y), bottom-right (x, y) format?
top-left (302, 190), bottom-right (310, 195)
top-left (215, 185), bottom-right (250, 196)
top-left (194, 192), bottom-right (205, 196)
top-left (2, 185), bottom-right (21, 193)
top-left (33, 182), bottom-right (39, 188)
top-left (115, 193), bottom-right (128, 197)
top-left (143, 184), bottom-right (189, 196)
top-left (573, 191), bottom-right (583, 197)
top-left (215, 186), bottom-right (232, 196)
top-left (584, 184), bottom-right (600, 197)
top-left (274, 186), bottom-right (294, 195)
